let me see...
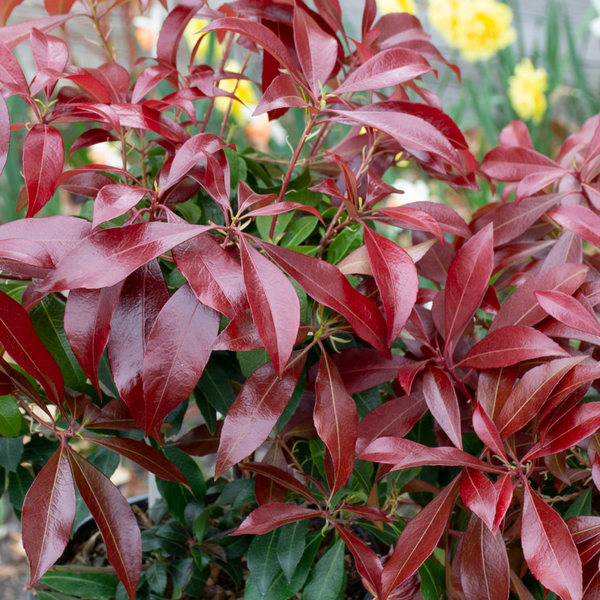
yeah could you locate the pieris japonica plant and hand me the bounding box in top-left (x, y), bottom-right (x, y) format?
top-left (1, 1), bottom-right (600, 599)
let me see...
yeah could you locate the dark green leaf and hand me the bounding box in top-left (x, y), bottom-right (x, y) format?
top-left (162, 446), bottom-right (205, 498)
top-left (277, 520), bottom-right (309, 583)
top-left (419, 556), bottom-right (445, 600)
top-left (248, 530), bottom-right (281, 595)
top-left (327, 225), bottom-right (363, 265)
top-left (236, 349), bottom-right (270, 379)
top-left (8, 464), bottom-right (32, 510)
top-left (35, 591), bottom-right (81, 600)
top-left (216, 478), bottom-right (255, 510)
top-left (197, 360), bottom-right (237, 414)
top-left (87, 445), bottom-right (119, 478)
top-left (38, 571), bottom-right (119, 599)
top-left (282, 216), bottom-right (318, 247)
top-left (146, 561), bottom-right (167, 595)
top-left (0, 395), bottom-right (25, 436)
top-left (155, 521), bottom-right (188, 556)
top-left (303, 538), bottom-right (345, 600)
top-left (0, 435), bottom-right (23, 471)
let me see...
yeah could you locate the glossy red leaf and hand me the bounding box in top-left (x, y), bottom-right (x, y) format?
top-left (212, 309), bottom-right (262, 351)
top-left (23, 124), bottom-right (64, 217)
top-left (253, 73), bottom-right (308, 116)
top-left (262, 242), bottom-right (388, 354)
top-left (374, 205), bottom-right (445, 244)
top-left (0, 42), bottom-right (28, 95)
top-left (143, 283), bottom-right (219, 438)
top-left (481, 146), bottom-right (563, 182)
top-left (0, 94), bottom-right (8, 178)
top-left (314, 351), bottom-right (357, 494)
top-left (381, 478), bottom-right (459, 598)
top-left (490, 263), bottom-right (588, 331)
top-left (92, 184), bottom-right (148, 228)
top-left (526, 402), bottom-right (600, 460)
top-left (44, 0), bottom-right (77, 15)
top-left (40, 222), bottom-right (210, 292)
top-left (0, 14), bottom-right (73, 49)
top-left (550, 204), bottom-right (600, 248)
top-left (68, 451), bottom-right (142, 600)
top-left (0, 290), bottom-right (63, 403)
top-left (493, 474), bottom-right (513, 534)
top-left (364, 227), bottom-right (418, 345)
top-left (456, 326), bottom-right (570, 369)
top-left (30, 28), bottom-right (68, 74)
top-left (171, 421), bottom-right (223, 457)
top-left (232, 503), bottom-right (320, 536)
top-left (240, 462), bottom-right (319, 504)
top-left (156, 0), bottom-right (200, 66)
top-left (22, 445), bottom-right (75, 585)
top-left (583, 562), bottom-right (600, 599)
top-left (472, 402), bottom-right (507, 461)
top-left (521, 482), bottom-right (582, 600)
top-left (536, 290), bottom-right (600, 336)
top-left (356, 393), bottom-right (426, 454)
top-left (460, 515), bottom-right (510, 600)
top-left (173, 233), bottom-right (247, 319)
top-left (445, 223), bottom-right (493, 349)
top-left (92, 437), bottom-right (186, 484)
top-left (496, 357), bottom-right (583, 438)
top-left (131, 64), bottom-right (174, 104)
top-left (64, 283), bottom-right (122, 395)
top-left (108, 261), bottom-right (169, 427)
top-left (215, 355), bottom-right (306, 478)
top-left (460, 469), bottom-right (497, 531)
top-left (244, 201), bottom-right (324, 223)
top-left (360, 437), bottom-right (503, 474)
top-left (335, 47), bottom-right (431, 94)
top-left (293, 6), bottom-right (337, 97)
top-left (335, 525), bottom-right (383, 598)
top-left (240, 238), bottom-right (300, 375)
top-left (0, 0), bottom-right (24, 25)
top-left (422, 365), bottom-right (462, 449)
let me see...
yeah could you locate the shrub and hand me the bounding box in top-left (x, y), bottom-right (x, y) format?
top-left (1, 1), bottom-right (600, 599)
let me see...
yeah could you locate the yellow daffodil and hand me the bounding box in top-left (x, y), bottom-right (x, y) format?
top-left (214, 60), bottom-right (258, 124)
top-left (508, 58), bottom-right (548, 123)
top-left (377, 0), bottom-right (417, 15)
top-left (183, 18), bottom-right (223, 61)
top-left (428, 0), bottom-right (516, 61)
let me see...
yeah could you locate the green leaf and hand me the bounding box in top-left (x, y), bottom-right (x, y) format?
top-left (277, 520), bottom-right (309, 583)
top-left (35, 592), bottom-right (81, 600)
top-left (197, 360), bottom-right (237, 414)
top-left (30, 295), bottom-right (87, 391)
top-left (155, 521), bottom-right (188, 555)
top-left (236, 349), bottom-right (270, 378)
top-left (38, 571), bottom-right (119, 599)
top-left (563, 487), bottom-right (592, 519)
top-left (163, 446), bottom-right (205, 498)
top-left (87, 445), bottom-right (119, 478)
top-left (327, 225), bottom-right (363, 265)
top-left (146, 561), bottom-right (167, 595)
top-left (8, 464), bottom-right (32, 512)
top-left (282, 216), bottom-right (318, 247)
top-left (0, 395), bottom-right (25, 436)
top-left (0, 435), bottom-right (24, 471)
top-left (257, 210), bottom-right (294, 243)
top-left (419, 556), bottom-right (445, 600)
top-left (247, 530), bottom-right (281, 595)
top-left (289, 531), bottom-right (322, 593)
top-left (216, 478), bottom-right (255, 509)
top-left (244, 568), bottom-right (293, 600)
top-left (303, 538), bottom-right (345, 600)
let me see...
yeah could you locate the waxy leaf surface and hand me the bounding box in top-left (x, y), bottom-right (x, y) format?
top-left (460, 469), bottom-right (497, 531)
top-left (233, 503), bottom-right (321, 536)
top-left (92, 185), bottom-right (148, 228)
top-left (536, 290), bottom-right (600, 337)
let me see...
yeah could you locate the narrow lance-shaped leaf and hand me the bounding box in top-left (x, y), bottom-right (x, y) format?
top-left (460, 514), bottom-right (510, 600)
top-left (460, 468), bottom-right (497, 532)
top-left (521, 481), bottom-right (582, 600)
top-left (92, 184), bottom-right (148, 228)
top-left (143, 283), bottom-right (219, 438)
top-left (364, 227), bottom-right (418, 346)
top-left (64, 283), bottom-right (122, 396)
top-left (535, 290), bottom-right (600, 337)
top-left (232, 503), bottom-right (321, 536)
top-left (68, 450), bottom-right (142, 600)
top-left (240, 237), bottom-right (300, 376)
top-left (445, 223), bottom-right (493, 351)
top-left (422, 365), bottom-right (462, 449)
top-left (215, 355), bottom-right (306, 478)
top-left (472, 402), bottom-right (507, 461)
top-left (550, 204), bottom-right (600, 249)
top-left (381, 478), bottom-right (459, 598)
top-left (22, 445), bottom-right (76, 586)
top-left (0, 94), bottom-right (9, 177)
top-left (23, 124), bottom-right (64, 217)
top-left (0, 290), bottom-right (63, 403)
top-left (314, 351), bottom-right (358, 494)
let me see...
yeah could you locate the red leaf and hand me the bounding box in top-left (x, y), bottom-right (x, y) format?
top-left (490, 263), bottom-right (588, 331)
top-left (472, 402), bottom-right (507, 461)
top-left (0, 94), bottom-right (9, 178)
top-left (293, 6), bottom-right (337, 97)
top-left (422, 366), bottom-right (462, 449)
top-left (460, 469), bottom-right (497, 531)
top-left (496, 357), bottom-right (583, 438)
top-left (22, 446), bottom-right (75, 585)
top-left (68, 451), bottom-right (142, 600)
top-left (0, 0), bottom-right (24, 25)
top-left (0, 42), bottom-right (29, 95)
top-left (92, 437), bottom-right (187, 485)
top-left (244, 201), bottom-right (324, 223)
top-left (131, 64), bottom-right (174, 104)
top-left (23, 124), bottom-right (64, 217)
top-left (456, 326), bottom-right (570, 369)
top-left (232, 503), bottom-right (320, 535)
top-left (39, 222), bottom-right (210, 292)
top-left (521, 482), bottom-right (582, 600)
top-left (364, 227), bottom-right (418, 345)
top-left (64, 283), bottom-right (122, 396)
top-left (493, 474), bottom-right (513, 534)
top-left (240, 238), bottom-right (300, 375)
top-left (536, 290), bottom-right (600, 337)
top-left (460, 515), bottom-right (510, 600)
top-left (335, 47), bottom-right (431, 94)
top-left (44, 0), bottom-right (77, 15)
top-left (550, 204), bottom-right (600, 248)
top-left (30, 28), bottom-right (68, 74)
top-left (92, 184), bottom-right (148, 228)
top-left (171, 422), bottom-right (222, 457)
top-left (335, 525), bottom-right (383, 598)
top-left (356, 393), bottom-right (426, 454)
top-left (526, 402), bottom-right (600, 460)
top-left (253, 73), bottom-right (308, 116)
top-left (166, 133), bottom-right (226, 186)
top-left (374, 205), bottom-right (445, 244)
top-left (173, 233), bottom-right (247, 319)
top-left (108, 261), bottom-right (169, 426)
top-left (359, 437), bottom-right (503, 473)
top-left (215, 355), bottom-right (306, 478)
top-left (481, 146), bottom-right (563, 182)
top-left (262, 242), bottom-right (388, 354)
top-left (314, 351), bottom-right (357, 494)
top-left (0, 14), bottom-right (73, 49)
top-left (381, 478), bottom-right (459, 598)
top-left (143, 284), bottom-right (218, 438)
top-left (445, 223), bottom-right (493, 349)
top-left (212, 309), bottom-right (262, 351)
top-left (0, 290), bottom-right (63, 403)
top-left (156, 0), bottom-right (200, 66)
